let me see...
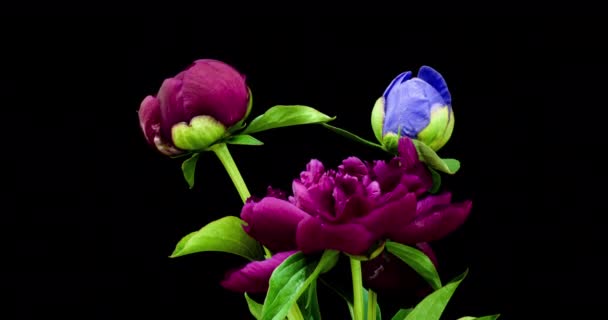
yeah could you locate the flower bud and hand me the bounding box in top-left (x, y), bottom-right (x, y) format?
top-left (138, 59), bottom-right (251, 154)
top-left (372, 66), bottom-right (454, 151)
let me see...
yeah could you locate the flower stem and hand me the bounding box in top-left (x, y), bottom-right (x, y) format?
top-left (210, 143), bottom-right (251, 203)
top-left (367, 289), bottom-right (377, 320)
top-left (211, 143), bottom-right (304, 318)
top-left (350, 257), bottom-right (364, 320)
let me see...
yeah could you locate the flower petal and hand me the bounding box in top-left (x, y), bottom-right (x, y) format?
top-left (181, 59), bottom-right (249, 127)
top-left (382, 71), bottom-right (412, 99)
top-left (241, 197), bottom-right (308, 252)
top-left (221, 251), bottom-right (297, 293)
top-left (157, 78), bottom-right (186, 142)
top-left (138, 95), bottom-right (161, 146)
top-left (392, 200), bottom-right (472, 244)
top-left (296, 217), bottom-right (376, 255)
top-left (338, 157), bottom-right (368, 179)
top-left (383, 78), bottom-right (443, 137)
top-left (417, 66), bottom-right (451, 105)
top-left (299, 159), bottom-right (326, 187)
top-left (359, 192), bottom-right (418, 239)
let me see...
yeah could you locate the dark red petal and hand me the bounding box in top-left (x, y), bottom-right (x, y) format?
top-left (391, 200), bottom-right (472, 244)
top-left (221, 251), bottom-right (297, 293)
top-left (296, 217), bottom-right (376, 255)
top-left (138, 95), bottom-right (161, 146)
top-left (241, 197), bottom-right (308, 252)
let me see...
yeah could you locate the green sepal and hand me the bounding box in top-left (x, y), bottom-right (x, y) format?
top-left (171, 115), bottom-right (227, 151)
top-left (181, 153), bottom-right (200, 189)
top-left (412, 139), bottom-right (461, 174)
top-left (385, 241), bottom-right (442, 290)
top-left (371, 97), bottom-right (385, 144)
top-left (417, 106), bottom-right (454, 151)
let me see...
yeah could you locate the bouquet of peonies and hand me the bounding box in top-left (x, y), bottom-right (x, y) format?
top-left (138, 59), bottom-right (499, 320)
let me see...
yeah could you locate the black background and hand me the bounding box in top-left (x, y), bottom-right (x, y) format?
top-left (6, 15), bottom-right (598, 319)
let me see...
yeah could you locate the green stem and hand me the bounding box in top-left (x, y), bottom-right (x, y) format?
top-left (211, 143), bottom-right (303, 318)
top-left (350, 257), bottom-right (364, 320)
top-left (210, 143), bottom-right (251, 203)
top-left (367, 289), bottom-right (377, 320)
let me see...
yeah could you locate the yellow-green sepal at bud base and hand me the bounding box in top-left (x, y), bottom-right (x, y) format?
top-left (381, 132), bottom-right (400, 155)
top-left (171, 115), bottom-right (227, 151)
top-left (417, 105), bottom-right (454, 151)
top-left (371, 97), bottom-right (385, 144)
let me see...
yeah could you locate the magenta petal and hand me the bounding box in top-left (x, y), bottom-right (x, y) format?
top-left (181, 59), bottom-right (249, 127)
top-left (296, 217), bottom-right (376, 255)
top-left (221, 251), bottom-right (297, 293)
top-left (138, 95), bottom-right (161, 146)
top-left (397, 137), bottom-right (419, 169)
top-left (241, 198), bottom-right (309, 252)
top-left (392, 201), bottom-right (472, 244)
top-left (359, 193), bottom-right (417, 238)
top-left (299, 159), bottom-right (325, 186)
top-left (338, 157), bottom-right (368, 178)
top-left (157, 78), bottom-right (186, 142)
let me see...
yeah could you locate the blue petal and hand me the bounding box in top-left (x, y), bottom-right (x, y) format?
top-left (383, 71), bottom-right (412, 98)
top-left (417, 66), bottom-right (451, 105)
top-left (383, 79), bottom-right (443, 137)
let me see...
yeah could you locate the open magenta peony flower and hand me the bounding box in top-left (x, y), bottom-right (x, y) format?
top-left (138, 59), bottom-right (250, 155)
top-left (221, 137), bottom-right (471, 293)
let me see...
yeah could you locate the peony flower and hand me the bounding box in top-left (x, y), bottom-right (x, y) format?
top-left (138, 59), bottom-right (250, 155)
top-left (221, 137), bottom-right (471, 293)
top-left (372, 66), bottom-right (454, 151)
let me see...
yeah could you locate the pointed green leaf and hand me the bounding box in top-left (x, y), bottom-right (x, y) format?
top-left (385, 241), bottom-right (442, 290)
top-left (412, 139), bottom-right (460, 174)
top-left (170, 216), bottom-right (264, 261)
top-left (429, 167), bottom-right (441, 194)
top-left (261, 250), bottom-right (339, 320)
top-left (245, 293), bottom-right (263, 319)
top-left (457, 315), bottom-right (500, 320)
top-left (243, 105), bottom-right (335, 134)
top-left (181, 153), bottom-right (200, 189)
top-left (322, 123), bottom-right (385, 151)
top-left (404, 270), bottom-right (468, 320)
top-left (298, 280), bottom-right (321, 320)
top-left (391, 308), bottom-right (413, 320)
top-left (225, 134), bottom-right (264, 146)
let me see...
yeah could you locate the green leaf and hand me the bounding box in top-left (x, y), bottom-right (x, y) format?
top-left (225, 134), bottom-right (264, 146)
top-left (181, 153), bottom-right (200, 189)
top-left (404, 270), bottom-right (468, 320)
top-left (170, 216), bottom-right (264, 261)
top-left (412, 139), bottom-right (460, 174)
top-left (298, 280), bottom-right (321, 320)
top-left (322, 123), bottom-right (385, 151)
top-left (391, 308), bottom-right (413, 320)
top-left (457, 315), bottom-right (500, 320)
top-left (243, 105), bottom-right (335, 134)
top-left (385, 241), bottom-right (442, 290)
top-left (245, 293), bottom-right (263, 320)
top-left (261, 250), bottom-right (339, 320)
top-left (429, 167), bottom-right (441, 194)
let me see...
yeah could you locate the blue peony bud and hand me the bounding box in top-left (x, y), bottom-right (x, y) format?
top-left (372, 66), bottom-right (454, 151)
